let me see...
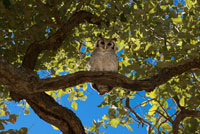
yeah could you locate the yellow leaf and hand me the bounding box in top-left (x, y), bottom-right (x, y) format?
top-left (71, 101), bottom-right (78, 110)
top-left (110, 118), bottom-right (120, 128)
top-left (180, 97), bottom-right (185, 107)
top-left (52, 125), bottom-right (59, 130)
top-left (146, 90), bottom-right (156, 99)
top-left (126, 125), bottom-right (133, 131)
top-left (172, 17), bottom-right (182, 24)
top-left (102, 115), bottom-right (109, 120)
top-left (148, 105), bottom-right (157, 116)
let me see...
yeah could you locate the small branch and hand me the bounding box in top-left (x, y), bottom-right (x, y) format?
top-left (154, 99), bottom-right (172, 121)
top-left (125, 98), bottom-right (152, 134)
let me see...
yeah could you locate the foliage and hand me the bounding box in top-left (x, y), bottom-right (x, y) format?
top-left (0, 0), bottom-right (200, 133)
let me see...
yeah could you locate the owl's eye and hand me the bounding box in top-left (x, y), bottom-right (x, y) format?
top-left (107, 43), bottom-right (112, 46)
top-left (101, 41), bottom-right (105, 45)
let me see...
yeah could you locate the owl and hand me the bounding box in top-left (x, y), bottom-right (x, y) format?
top-left (88, 34), bottom-right (119, 95)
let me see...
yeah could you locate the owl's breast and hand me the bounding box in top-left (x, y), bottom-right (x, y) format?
top-left (89, 51), bottom-right (118, 72)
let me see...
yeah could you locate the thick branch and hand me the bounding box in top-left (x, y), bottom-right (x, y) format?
top-left (22, 10), bottom-right (107, 70)
top-left (1, 57), bottom-right (200, 94)
top-left (0, 56), bottom-right (39, 92)
top-left (39, 59), bottom-right (200, 92)
top-left (10, 92), bottom-right (85, 134)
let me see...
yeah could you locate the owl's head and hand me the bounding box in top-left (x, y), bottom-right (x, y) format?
top-left (95, 34), bottom-right (117, 51)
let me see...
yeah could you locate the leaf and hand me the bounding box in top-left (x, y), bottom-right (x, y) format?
top-left (102, 115), bottom-right (109, 120)
top-left (89, 126), bottom-right (95, 131)
top-left (162, 123), bottom-right (172, 131)
top-left (110, 118), bottom-right (120, 128)
top-left (71, 101), bottom-right (78, 110)
top-left (68, 92), bottom-right (74, 102)
top-left (148, 105), bottom-right (158, 116)
top-left (82, 84), bottom-right (87, 91)
top-left (141, 101), bottom-right (147, 107)
top-left (180, 96), bottom-right (185, 107)
top-left (171, 17), bottom-right (182, 24)
top-left (146, 90), bottom-right (156, 99)
top-left (120, 13), bottom-right (127, 22)
top-left (19, 127), bottom-right (28, 133)
top-left (185, 0), bottom-right (196, 8)
top-left (24, 109), bottom-right (30, 115)
top-left (3, 0), bottom-right (11, 9)
top-left (52, 125), bottom-right (59, 130)
top-left (126, 125), bottom-right (133, 131)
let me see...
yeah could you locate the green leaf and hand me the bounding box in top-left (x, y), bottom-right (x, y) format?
top-left (71, 101), bottom-right (78, 110)
top-left (171, 17), bottom-right (182, 24)
top-left (3, 0), bottom-right (11, 9)
top-left (148, 105), bottom-right (158, 116)
top-left (180, 96), bottom-right (185, 107)
top-left (68, 92), bottom-right (74, 102)
top-left (89, 126), bottom-right (95, 131)
top-left (110, 118), bottom-right (120, 128)
top-left (24, 109), bottom-right (30, 115)
top-left (120, 13), bottom-right (127, 22)
top-left (162, 123), bottom-right (172, 131)
top-left (19, 127), bottom-right (28, 133)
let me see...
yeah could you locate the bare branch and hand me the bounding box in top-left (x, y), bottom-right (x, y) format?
top-left (125, 97), bottom-right (152, 134)
top-left (156, 110), bottom-right (172, 123)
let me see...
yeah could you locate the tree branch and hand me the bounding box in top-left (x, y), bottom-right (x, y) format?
top-left (22, 10), bottom-right (108, 70)
top-left (10, 92), bottom-right (86, 134)
top-left (1, 56), bottom-right (200, 94)
top-left (39, 58), bottom-right (200, 93)
top-left (125, 97), bottom-right (152, 134)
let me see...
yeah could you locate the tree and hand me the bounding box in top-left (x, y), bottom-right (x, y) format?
top-left (0, 0), bottom-right (200, 134)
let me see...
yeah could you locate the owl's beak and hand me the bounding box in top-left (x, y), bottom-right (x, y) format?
top-left (103, 46), bottom-right (107, 49)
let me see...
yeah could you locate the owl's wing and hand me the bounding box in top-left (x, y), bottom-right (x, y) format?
top-left (88, 50), bottom-right (98, 71)
top-left (115, 53), bottom-right (120, 71)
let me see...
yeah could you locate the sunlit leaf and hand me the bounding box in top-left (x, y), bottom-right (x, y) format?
top-left (71, 101), bottom-right (78, 110)
top-left (52, 125), bottom-right (59, 130)
top-left (110, 118), bottom-right (120, 128)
